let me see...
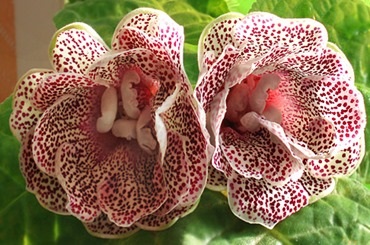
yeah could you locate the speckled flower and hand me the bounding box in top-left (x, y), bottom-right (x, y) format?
top-left (10, 8), bottom-right (210, 238)
top-left (195, 12), bottom-right (366, 228)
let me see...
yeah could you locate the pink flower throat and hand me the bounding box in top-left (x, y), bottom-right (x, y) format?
top-left (96, 69), bottom-right (159, 153)
top-left (225, 73), bottom-right (283, 132)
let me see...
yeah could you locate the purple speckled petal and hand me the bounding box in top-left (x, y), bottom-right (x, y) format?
top-left (98, 144), bottom-right (167, 227)
top-left (84, 213), bottom-right (139, 239)
top-left (221, 126), bottom-right (303, 186)
top-left (305, 136), bottom-right (365, 178)
top-left (227, 172), bottom-right (309, 229)
top-left (20, 130), bottom-right (68, 214)
top-left (299, 171), bottom-right (335, 203)
top-left (10, 69), bottom-right (54, 141)
top-left (112, 7), bottom-right (184, 70)
top-left (50, 22), bottom-right (109, 74)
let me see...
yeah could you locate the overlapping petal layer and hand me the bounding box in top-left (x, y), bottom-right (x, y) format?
top-left (196, 11), bottom-right (366, 228)
top-left (10, 8), bottom-right (210, 238)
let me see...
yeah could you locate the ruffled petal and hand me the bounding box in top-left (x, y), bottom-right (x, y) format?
top-left (98, 144), bottom-right (167, 227)
top-left (207, 164), bottom-right (227, 191)
top-left (277, 70), bottom-right (366, 156)
top-left (50, 22), bottom-right (109, 74)
top-left (196, 45), bottom-right (240, 112)
top-left (152, 85), bottom-right (209, 216)
top-left (305, 136), bottom-right (365, 178)
top-left (136, 202), bottom-right (197, 230)
top-left (32, 88), bottom-right (101, 176)
top-left (56, 142), bottom-right (103, 222)
top-left (234, 12), bottom-right (327, 71)
top-left (38, 91), bottom-right (119, 222)
top-left (10, 69), bottom-right (54, 141)
top-left (277, 44), bottom-right (353, 81)
top-left (20, 130), bottom-right (68, 214)
top-left (197, 12), bottom-right (244, 70)
top-left (112, 8), bottom-right (184, 69)
top-left (84, 213), bottom-right (139, 239)
top-left (153, 131), bottom-right (190, 215)
top-left (299, 171), bottom-right (335, 203)
top-left (159, 91), bottom-right (209, 206)
top-left (32, 73), bottom-right (100, 111)
top-left (227, 173), bottom-right (309, 229)
top-left (88, 49), bottom-right (180, 93)
top-left (221, 126), bottom-right (303, 186)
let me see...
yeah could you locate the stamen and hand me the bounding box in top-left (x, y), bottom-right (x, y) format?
top-left (249, 73), bottom-right (280, 114)
top-left (96, 86), bottom-right (118, 133)
top-left (121, 70), bottom-right (141, 119)
top-left (111, 119), bottom-right (137, 139)
top-left (136, 106), bottom-right (157, 153)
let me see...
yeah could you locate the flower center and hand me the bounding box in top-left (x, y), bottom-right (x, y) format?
top-left (224, 73), bottom-right (282, 132)
top-left (96, 69), bottom-right (159, 153)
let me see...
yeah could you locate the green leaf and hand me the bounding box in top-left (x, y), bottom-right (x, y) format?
top-left (224, 0), bottom-right (257, 14)
top-left (0, 96), bottom-right (14, 136)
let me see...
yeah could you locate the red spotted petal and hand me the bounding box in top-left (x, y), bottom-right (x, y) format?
top-left (10, 69), bottom-right (54, 141)
top-left (196, 45), bottom-right (240, 112)
top-left (157, 91), bottom-right (209, 207)
top-left (299, 171), bottom-right (335, 203)
top-left (233, 12), bottom-right (328, 68)
top-left (221, 127), bottom-right (303, 186)
top-left (207, 164), bottom-right (227, 191)
top-left (136, 203), bottom-right (197, 230)
top-left (278, 45), bottom-right (353, 81)
top-left (198, 12), bottom-right (244, 70)
top-left (32, 73), bottom-right (100, 111)
top-left (88, 49), bottom-right (181, 92)
top-left (112, 8), bottom-right (184, 68)
top-left (227, 173), bottom-right (309, 229)
top-left (32, 89), bottom-right (101, 176)
top-left (278, 71), bottom-right (366, 156)
top-left (50, 23), bottom-right (109, 74)
top-left (55, 135), bottom-right (120, 223)
top-left (20, 130), bottom-right (68, 214)
top-left (84, 213), bottom-right (139, 239)
top-left (305, 136), bottom-right (365, 178)
top-left (98, 145), bottom-right (167, 227)
top-left (153, 131), bottom-right (190, 216)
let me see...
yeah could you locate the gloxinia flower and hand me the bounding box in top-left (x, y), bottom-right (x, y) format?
top-left (195, 12), bottom-right (366, 228)
top-left (10, 8), bottom-right (210, 238)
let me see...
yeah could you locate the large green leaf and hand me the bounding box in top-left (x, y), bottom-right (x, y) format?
top-left (1, 0), bottom-right (370, 244)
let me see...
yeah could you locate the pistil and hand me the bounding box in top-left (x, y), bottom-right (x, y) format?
top-left (96, 86), bottom-right (118, 133)
top-left (96, 69), bottom-right (158, 153)
top-left (121, 70), bottom-right (141, 119)
top-left (137, 107), bottom-right (157, 153)
top-left (112, 119), bottom-right (137, 139)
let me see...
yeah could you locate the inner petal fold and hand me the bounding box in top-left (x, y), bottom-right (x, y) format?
top-left (249, 73), bottom-right (280, 114)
